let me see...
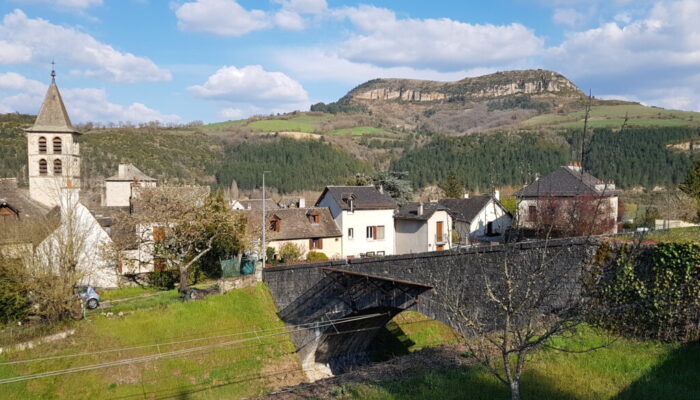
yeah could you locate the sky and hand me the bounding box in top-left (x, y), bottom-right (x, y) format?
top-left (0, 0), bottom-right (698, 124)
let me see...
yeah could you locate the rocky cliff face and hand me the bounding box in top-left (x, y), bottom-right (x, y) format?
top-left (347, 70), bottom-right (583, 103)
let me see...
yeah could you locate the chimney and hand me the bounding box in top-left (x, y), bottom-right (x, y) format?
top-left (418, 202), bottom-right (424, 216)
top-left (118, 164), bottom-right (129, 177)
top-left (568, 161), bottom-right (581, 172)
top-left (463, 193), bottom-right (469, 199)
top-left (378, 184), bottom-right (384, 194)
top-left (493, 187), bottom-right (500, 201)
top-left (298, 197), bottom-right (306, 208)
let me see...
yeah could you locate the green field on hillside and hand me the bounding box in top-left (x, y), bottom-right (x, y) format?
top-left (199, 119), bottom-right (246, 131)
top-left (0, 284), bottom-right (302, 400)
top-left (343, 325), bottom-right (700, 400)
top-left (524, 104), bottom-right (700, 129)
top-left (247, 114), bottom-right (332, 132)
top-left (329, 126), bottom-right (395, 136)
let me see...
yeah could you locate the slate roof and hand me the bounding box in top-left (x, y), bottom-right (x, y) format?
top-left (514, 167), bottom-right (614, 198)
top-left (316, 186), bottom-right (396, 210)
top-left (106, 164), bottom-right (156, 182)
top-left (395, 202), bottom-right (447, 221)
top-left (239, 207), bottom-right (341, 240)
top-left (438, 196), bottom-right (495, 223)
top-left (24, 81), bottom-right (80, 135)
top-left (0, 178), bottom-right (50, 220)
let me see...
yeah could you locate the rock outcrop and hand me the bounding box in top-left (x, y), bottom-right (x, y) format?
top-left (347, 70), bottom-right (583, 103)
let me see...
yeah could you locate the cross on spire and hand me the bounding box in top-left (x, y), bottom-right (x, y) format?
top-left (51, 60), bottom-right (56, 83)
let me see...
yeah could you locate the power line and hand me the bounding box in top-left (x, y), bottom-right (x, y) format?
top-left (0, 312), bottom-right (388, 366)
top-left (0, 313), bottom-right (391, 385)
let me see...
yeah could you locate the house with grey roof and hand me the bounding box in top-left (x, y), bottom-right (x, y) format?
top-left (239, 207), bottom-right (342, 261)
top-left (439, 194), bottom-right (512, 244)
top-left (316, 186), bottom-right (397, 258)
top-left (102, 164), bottom-right (157, 207)
top-left (395, 202), bottom-right (453, 253)
top-left (514, 163), bottom-right (618, 236)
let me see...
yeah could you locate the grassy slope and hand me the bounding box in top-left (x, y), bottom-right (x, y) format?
top-left (329, 126), bottom-right (395, 136)
top-left (246, 114), bottom-right (333, 133)
top-left (0, 284), bottom-right (302, 400)
top-left (523, 104), bottom-right (700, 129)
top-left (345, 324), bottom-right (700, 400)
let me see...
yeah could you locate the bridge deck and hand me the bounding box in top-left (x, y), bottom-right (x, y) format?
top-left (321, 267), bottom-right (433, 289)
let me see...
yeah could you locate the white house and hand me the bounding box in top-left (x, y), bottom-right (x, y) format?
top-left (395, 202), bottom-right (453, 254)
top-left (102, 164), bottom-right (157, 207)
top-left (439, 195), bottom-right (512, 244)
top-left (316, 186), bottom-right (397, 258)
top-left (36, 186), bottom-right (118, 288)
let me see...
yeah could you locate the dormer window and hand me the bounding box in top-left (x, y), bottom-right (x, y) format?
top-left (308, 213), bottom-right (319, 224)
top-left (341, 193), bottom-right (356, 211)
top-left (269, 215), bottom-right (281, 232)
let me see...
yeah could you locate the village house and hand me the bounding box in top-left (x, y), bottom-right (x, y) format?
top-left (102, 164), bottom-right (157, 207)
top-left (231, 198), bottom-right (280, 211)
top-left (394, 202), bottom-right (453, 253)
top-left (514, 163), bottom-right (618, 237)
top-left (0, 177), bottom-right (52, 258)
top-left (316, 186), bottom-right (397, 258)
top-left (241, 207), bottom-right (342, 261)
top-left (439, 193), bottom-right (512, 244)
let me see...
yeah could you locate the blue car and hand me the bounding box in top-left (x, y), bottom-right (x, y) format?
top-left (75, 285), bottom-right (101, 310)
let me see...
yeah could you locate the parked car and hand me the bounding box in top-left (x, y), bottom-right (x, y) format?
top-left (75, 285), bottom-right (101, 310)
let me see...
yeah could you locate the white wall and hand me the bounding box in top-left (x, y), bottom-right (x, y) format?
top-left (340, 209), bottom-right (396, 257)
top-left (426, 210), bottom-right (452, 251)
top-left (469, 199), bottom-right (512, 238)
top-left (104, 180), bottom-right (156, 207)
top-left (395, 219), bottom-right (427, 254)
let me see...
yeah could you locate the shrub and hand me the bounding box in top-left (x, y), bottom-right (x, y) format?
top-left (278, 242), bottom-right (302, 263)
top-left (306, 251), bottom-right (329, 262)
top-left (0, 258), bottom-right (29, 323)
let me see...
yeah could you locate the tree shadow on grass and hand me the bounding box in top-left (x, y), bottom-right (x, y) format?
top-left (366, 320), bottom-right (416, 362)
top-left (613, 341), bottom-right (700, 400)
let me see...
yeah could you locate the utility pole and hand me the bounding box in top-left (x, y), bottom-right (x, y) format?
top-left (261, 171), bottom-right (271, 268)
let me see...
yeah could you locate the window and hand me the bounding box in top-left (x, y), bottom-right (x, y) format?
top-left (53, 137), bottom-right (62, 154)
top-left (153, 226), bottom-right (165, 242)
top-left (366, 225), bottom-right (385, 240)
top-left (348, 228), bottom-right (354, 239)
top-left (309, 238), bottom-right (323, 250)
top-left (528, 205), bottom-right (538, 222)
top-left (53, 159), bottom-right (62, 175)
top-left (39, 159), bottom-right (48, 175)
top-left (38, 137), bottom-right (47, 154)
top-left (308, 213), bottom-right (319, 224)
top-left (269, 216), bottom-right (280, 232)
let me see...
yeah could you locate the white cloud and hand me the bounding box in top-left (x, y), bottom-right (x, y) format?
top-left (14, 0), bottom-right (103, 10)
top-left (273, 0), bottom-right (327, 14)
top-left (189, 65), bottom-right (310, 118)
top-left (274, 10), bottom-right (305, 31)
top-left (0, 10), bottom-right (171, 83)
top-left (175, 0), bottom-right (270, 36)
top-left (547, 0), bottom-right (700, 111)
top-left (333, 5), bottom-right (543, 71)
top-left (0, 40), bottom-right (32, 63)
top-left (553, 8), bottom-right (586, 26)
top-left (275, 49), bottom-right (496, 84)
top-left (0, 72), bottom-right (180, 123)
top-left (189, 65), bottom-right (308, 103)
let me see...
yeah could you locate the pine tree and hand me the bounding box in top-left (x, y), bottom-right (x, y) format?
top-left (680, 158), bottom-right (700, 219)
top-left (439, 174), bottom-right (464, 198)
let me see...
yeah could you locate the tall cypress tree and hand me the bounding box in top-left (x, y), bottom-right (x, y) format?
top-left (680, 158), bottom-right (700, 219)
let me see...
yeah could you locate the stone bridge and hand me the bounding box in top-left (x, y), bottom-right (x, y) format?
top-left (263, 238), bottom-right (596, 376)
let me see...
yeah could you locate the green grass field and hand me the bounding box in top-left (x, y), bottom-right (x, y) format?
top-left (247, 114), bottom-right (332, 132)
top-left (329, 126), bottom-right (395, 136)
top-left (0, 284), bottom-right (302, 400)
top-left (637, 227), bottom-right (700, 243)
top-left (344, 324), bottom-right (700, 400)
top-left (199, 119), bottom-right (246, 131)
top-left (523, 104), bottom-right (700, 129)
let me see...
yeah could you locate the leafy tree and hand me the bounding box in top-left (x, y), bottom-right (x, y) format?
top-left (374, 171), bottom-right (414, 205)
top-left (438, 174), bottom-right (464, 198)
top-left (278, 242), bottom-right (302, 263)
top-left (680, 158), bottom-right (700, 219)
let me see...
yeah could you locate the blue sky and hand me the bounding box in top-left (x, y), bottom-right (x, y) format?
top-left (0, 0), bottom-right (697, 124)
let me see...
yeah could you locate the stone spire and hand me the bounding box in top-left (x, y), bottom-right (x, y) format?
top-left (25, 70), bottom-right (80, 134)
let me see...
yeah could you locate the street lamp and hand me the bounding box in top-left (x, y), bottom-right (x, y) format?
top-left (262, 171), bottom-right (271, 268)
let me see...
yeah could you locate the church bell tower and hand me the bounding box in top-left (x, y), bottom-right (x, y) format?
top-left (25, 69), bottom-right (81, 209)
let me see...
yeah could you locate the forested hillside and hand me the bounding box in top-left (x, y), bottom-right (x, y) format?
top-left (0, 114), bottom-right (34, 186)
top-left (391, 133), bottom-right (570, 190)
top-left (216, 138), bottom-right (372, 193)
